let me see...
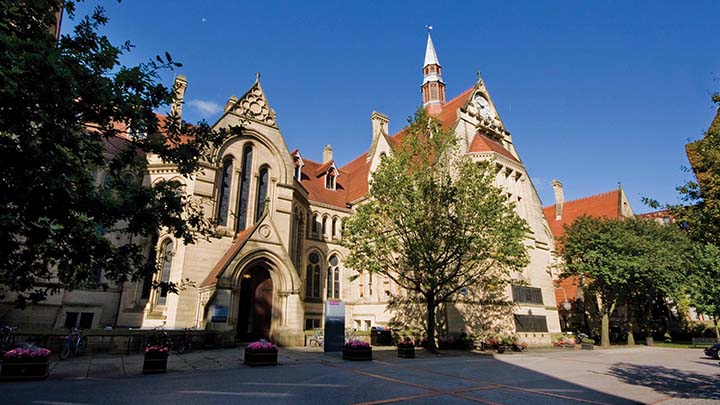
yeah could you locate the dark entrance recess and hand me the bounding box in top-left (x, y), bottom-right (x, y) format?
top-left (237, 266), bottom-right (273, 341)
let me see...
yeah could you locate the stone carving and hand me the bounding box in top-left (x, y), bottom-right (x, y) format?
top-left (231, 83), bottom-right (277, 127)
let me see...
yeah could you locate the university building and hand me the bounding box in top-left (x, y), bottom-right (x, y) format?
top-left (1, 33), bottom-right (561, 345)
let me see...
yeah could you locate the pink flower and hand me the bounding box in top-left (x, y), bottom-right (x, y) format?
top-left (3, 347), bottom-right (51, 359)
top-left (246, 340), bottom-right (278, 353)
top-left (144, 345), bottom-right (169, 353)
top-left (344, 340), bottom-right (370, 349)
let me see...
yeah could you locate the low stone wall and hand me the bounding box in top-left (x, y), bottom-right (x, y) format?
top-left (3, 329), bottom-right (235, 355)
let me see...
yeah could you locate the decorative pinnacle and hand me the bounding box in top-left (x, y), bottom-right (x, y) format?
top-left (255, 71), bottom-right (261, 82)
top-left (425, 24), bottom-right (433, 33)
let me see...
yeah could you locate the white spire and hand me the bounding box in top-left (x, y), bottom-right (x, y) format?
top-left (424, 31), bottom-right (440, 67)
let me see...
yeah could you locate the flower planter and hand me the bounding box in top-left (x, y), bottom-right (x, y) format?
top-left (0, 358), bottom-right (50, 381)
top-left (397, 346), bottom-right (415, 359)
top-left (142, 352), bottom-right (169, 374)
top-left (343, 347), bottom-right (372, 361)
top-left (244, 350), bottom-right (278, 366)
top-left (581, 343), bottom-right (594, 350)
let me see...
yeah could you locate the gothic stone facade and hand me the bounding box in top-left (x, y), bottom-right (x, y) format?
top-left (1, 35), bottom-right (562, 345)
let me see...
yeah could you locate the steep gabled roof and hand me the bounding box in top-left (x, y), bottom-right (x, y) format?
top-left (293, 86), bottom-right (510, 207)
top-left (542, 190), bottom-right (622, 239)
top-left (468, 133), bottom-right (519, 162)
top-left (341, 152), bottom-right (371, 203)
top-left (298, 158), bottom-right (349, 208)
top-left (200, 225), bottom-right (256, 287)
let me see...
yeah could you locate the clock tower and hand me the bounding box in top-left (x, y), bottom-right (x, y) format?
top-left (421, 30), bottom-right (446, 115)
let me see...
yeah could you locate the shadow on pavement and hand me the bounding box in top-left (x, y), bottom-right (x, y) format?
top-left (606, 362), bottom-right (720, 400)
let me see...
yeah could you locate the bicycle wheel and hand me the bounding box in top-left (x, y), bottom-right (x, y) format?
top-left (76, 336), bottom-right (88, 355)
top-left (60, 340), bottom-right (71, 360)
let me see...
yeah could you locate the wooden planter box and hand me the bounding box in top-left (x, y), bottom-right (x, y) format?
top-left (142, 353), bottom-right (169, 374)
top-left (1, 358), bottom-right (50, 381)
top-left (343, 347), bottom-right (372, 361)
top-left (397, 346), bottom-right (415, 358)
top-left (244, 350), bottom-right (278, 366)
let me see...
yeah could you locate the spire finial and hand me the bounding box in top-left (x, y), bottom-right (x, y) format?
top-left (426, 24), bottom-right (433, 33)
top-left (476, 70), bottom-right (483, 82)
top-left (255, 71), bottom-right (261, 83)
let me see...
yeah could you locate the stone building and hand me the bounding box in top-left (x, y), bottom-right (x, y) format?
top-left (1, 33), bottom-right (561, 345)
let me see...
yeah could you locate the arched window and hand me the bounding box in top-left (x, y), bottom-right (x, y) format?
top-left (322, 216), bottom-right (328, 238)
top-left (292, 209), bottom-right (304, 267)
top-left (255, 166), bottom-right (269, 221)
top-left (311, 213), bottom-right (319, 236)
top-left (157, 240), bottom-right (173, 306)
top-left (327, 255), bottom-right (340, 299)
top-left (325, 167), bottom-right (336, 190)
top-left (217, 159), bottom-right (233, 226)
top-left (236, 145), bottom-right (253, 230)
top-left (331, 218), bottom-right (338, 240)
top-left (306, 252), bottom-right (321, 298)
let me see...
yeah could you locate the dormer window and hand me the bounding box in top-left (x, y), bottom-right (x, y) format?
top-left (325, 167), bottom-right (337, 190)
top-left (292, 152), bottom-right (304, 181)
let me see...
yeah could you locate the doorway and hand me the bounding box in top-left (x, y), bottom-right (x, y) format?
top-left (237, 266), bottom-right (273, 340)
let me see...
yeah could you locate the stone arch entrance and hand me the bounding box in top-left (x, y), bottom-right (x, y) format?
top-left (237, 266), bottom-right (273, 340)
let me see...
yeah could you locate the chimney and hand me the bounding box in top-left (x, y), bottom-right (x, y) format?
top-left (224, 95), bottom-right (238, 113)
top-left (323, 144), bottom-right (333, 163)
top-left (370, 111), bottom-right (389, 143)
top-left (170, 74), bottom-right (187, 119)
top-left (552, 179), bottom-right (564, 220)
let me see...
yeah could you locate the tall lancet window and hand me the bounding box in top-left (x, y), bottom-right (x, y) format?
top-left (157, 239), bottom-right (173, 306)
top-left (255, 166), bottom-right (269, 221)
top-left (217, 159), bottom-right (233, 226)
top-left (236, 146), bottom-right (253, 230)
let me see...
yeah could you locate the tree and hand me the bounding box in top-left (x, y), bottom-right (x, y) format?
top-left (0, 1), bottom-right (239, 306)
top-left (646, 93), bottom-right (720, 338)
top-left (688, 243), bottom-right (720, 339)
top-left (342, 108), bottom-right (528, 352)
top-left (559, 216), bottom-right (690, 347)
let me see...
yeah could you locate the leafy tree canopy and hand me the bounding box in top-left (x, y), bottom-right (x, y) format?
top-left (559, 216), bottom-right (691, 345)
top-left (0, 0), bottom-right (239, 306)
top-left (343, 108), bottom-right (529, 351)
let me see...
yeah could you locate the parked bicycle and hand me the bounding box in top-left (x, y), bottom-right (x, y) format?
top-left (150, 322), bottom-right (192, 354)
top-left (308, 328), bottom-right (324, 347)
top-left (59, 328), bottom-right (87, 360)
top-left (1, 325), bottom-right (18, 354)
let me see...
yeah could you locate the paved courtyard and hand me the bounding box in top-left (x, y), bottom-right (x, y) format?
top-left (1, 346), bottom-right (718, 404)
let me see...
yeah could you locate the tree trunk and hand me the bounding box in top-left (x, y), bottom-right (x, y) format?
top-left (626, 306), bottom-right (634, 346)
top-left (601, 312), bottom-right (610, 348)
top-left (714, 318), bottom-right (719, 340)
top-left (425, 296), bottom-right (437, 353)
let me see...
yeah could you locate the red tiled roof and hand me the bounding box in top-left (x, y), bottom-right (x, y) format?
top-left (435, 87), bottom-right (475, 130)
top-left (200, 226), bottom-right (256, 287)
top-left (542, 190), bottom-right (621, 240)
top-left (341, 152), bottom-right (371, 203)
top-left (299, 159), bottom-right (349, 208)
top-left (295, 87), bottom-right (490, 206)
top-left (468, 133), bottom-right (519, 162)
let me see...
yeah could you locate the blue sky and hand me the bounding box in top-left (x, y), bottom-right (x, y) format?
top-left (67, 1), bottom-right (720, 213)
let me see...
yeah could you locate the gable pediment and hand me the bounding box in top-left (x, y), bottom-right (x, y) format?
top-left (227, 79), bottom-right (278, 128)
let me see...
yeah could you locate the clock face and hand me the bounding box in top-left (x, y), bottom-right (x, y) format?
top-left (474, 93), bottom-right (493, 120)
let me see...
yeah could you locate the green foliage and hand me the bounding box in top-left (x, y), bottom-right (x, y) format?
top-left (342, 108), bottom-right (528, 350)
top-left (688, 243), bottom-right (720, 337)
top-left (0, 1), bottom-right (239, 306)
top-left (559, 216), bottom-right (692, 344)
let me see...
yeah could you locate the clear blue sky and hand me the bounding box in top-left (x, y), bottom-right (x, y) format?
top-left (67, 1), bottom-right (720, 213)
